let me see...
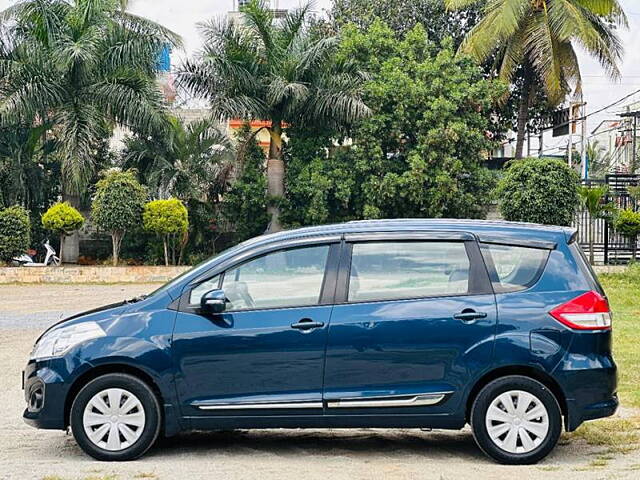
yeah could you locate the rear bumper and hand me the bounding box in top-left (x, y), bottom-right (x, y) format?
top-left (556, 355), bottom-right (618, 431)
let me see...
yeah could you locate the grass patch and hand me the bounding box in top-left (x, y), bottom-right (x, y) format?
top-left (600, 265), bottom-right (640, 409)
top-left (568, 417), bottom-right (640, 453)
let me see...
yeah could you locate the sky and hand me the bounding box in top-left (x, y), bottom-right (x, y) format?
top-left (1, 0), bottom-right (640, 144)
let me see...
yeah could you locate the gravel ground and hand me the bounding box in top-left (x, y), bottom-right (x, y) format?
top-left (1, 284), bottom-right (639, 480)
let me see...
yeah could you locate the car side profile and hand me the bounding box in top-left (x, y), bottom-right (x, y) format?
top-left (23, 219), bottom-right (617, 464)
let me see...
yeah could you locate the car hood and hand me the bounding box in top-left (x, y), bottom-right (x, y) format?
top-left (37, 301), bottom-right (133, 341)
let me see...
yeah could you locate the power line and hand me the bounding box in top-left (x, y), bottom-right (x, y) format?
top-left (539, 87), bottom-right (640, 133)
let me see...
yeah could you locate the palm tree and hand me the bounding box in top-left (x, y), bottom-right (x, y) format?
top-left (577, 184), bottom-right (612, 265)
top-left (122, 115), bottom-right (235, 202)
top-left (0, 0), bottom-right (181, 260)
top-left (445, 0), bottom-right (627, 159)
top-left (179, 0), bottom-right (370, 231)
top-left (586, 139), bottom-right (612, 178)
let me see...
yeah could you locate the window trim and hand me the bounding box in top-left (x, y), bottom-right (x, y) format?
top-left (335, 238), bottom-right (493, 305)
top-left (479, 242), bottom-right (551, 294)
top-left (177, 241), bottom-right (341, 314)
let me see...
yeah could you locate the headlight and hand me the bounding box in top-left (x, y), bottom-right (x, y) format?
top-left (30, 322), bottom-right (106, 360)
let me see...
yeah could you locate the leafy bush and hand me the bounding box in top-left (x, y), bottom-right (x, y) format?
top-left (91, 169), bottom-right (147, 266)
top-left (497, 158), bottom-right (580, 226)
top-left (143, 198), bottom-right (189, 265)
top-left (0, 205), bottom-right (31, 263)
top-left (614, 208), bottom-right (640, 261)
top-left (41, 202), bottom-right (84, 263)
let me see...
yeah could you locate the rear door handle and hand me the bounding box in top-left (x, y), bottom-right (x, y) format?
top-left (453, 310), bottom-right (488, 322)
top-left (291, 318), bottom-right (325, 330)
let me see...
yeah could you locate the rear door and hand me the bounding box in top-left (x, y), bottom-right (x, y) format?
top-left (323, 232), bottom-right (497, 419)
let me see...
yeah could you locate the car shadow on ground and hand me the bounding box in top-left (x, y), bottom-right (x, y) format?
top-left (146, 429), bottom-right (486, 460)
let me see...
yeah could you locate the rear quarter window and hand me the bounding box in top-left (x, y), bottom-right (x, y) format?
top-left (480, 243), bottom-right (550, 293)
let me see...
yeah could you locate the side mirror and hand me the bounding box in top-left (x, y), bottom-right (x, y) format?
top-left (200, 289), bottom-right (227, 314)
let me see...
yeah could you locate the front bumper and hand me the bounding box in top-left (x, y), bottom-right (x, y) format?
top-left (22, 359), bottom-right (73, 431)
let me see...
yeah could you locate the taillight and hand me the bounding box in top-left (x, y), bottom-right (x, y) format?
top-left (549, 291), bottom-right (612, 331)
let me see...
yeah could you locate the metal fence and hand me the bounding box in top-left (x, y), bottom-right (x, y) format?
top-left (573, 174), bottom-right (640, 265)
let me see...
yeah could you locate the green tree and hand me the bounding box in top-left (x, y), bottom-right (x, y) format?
top-left (586, 139), bottom-right (612, 179)
top-left (41, 202), bottom-right (84, 264)
top-left (577, 185), bottom-right (612, 265)
top-left (446, 0), bottom-right (627, 159)
top-left (0, 205), bottom-right (30, 263)
top-left (497, 158), bottom-right (580, 226)
top-left (220, 126), bottom-right (269, 243)
top-left (179, 0), bottom-right (370, 231)
top-left (143, 198), bottom-right (189, 266)
top-left (122, 116), bottom-right (234, 202)
top-left (283, 21), bottom-right (503, 223)
top-left (614, 208), bottom-right (640, 262)
top-left (330, 0), bottom-right (480, 45)
top-left (91, 169), bottom-right (147, 266)
top-left (0, 0), bottom-right (180, 260)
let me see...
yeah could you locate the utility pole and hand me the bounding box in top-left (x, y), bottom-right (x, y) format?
top-left (581, 100), bottom-right (588, 179)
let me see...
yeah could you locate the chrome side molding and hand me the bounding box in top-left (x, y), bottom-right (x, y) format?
top-left (326, 392), bottom-right (451, 408)
top-left (194, 392), bottom-right (451, 410)
top-left (195, 401), bottom-right (323, 410)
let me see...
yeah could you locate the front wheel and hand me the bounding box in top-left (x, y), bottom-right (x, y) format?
top-left (470, 375), bottom-right (562, 464)
top-left (70, 373), bottom-right (161, 461)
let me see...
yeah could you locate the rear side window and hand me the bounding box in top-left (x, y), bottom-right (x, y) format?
top-left (348, 241), bottom-right (470, 302)
top-left (480, 244), bottom-right (549, 293)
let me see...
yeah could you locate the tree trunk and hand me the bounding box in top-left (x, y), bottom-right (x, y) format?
top-left (112, 232), bottom-right (123, 266)
top-left (589, 219), bottom-right (595, 265)
top-left (163, 237), bottom-right (169, 266)
top-left (61, 193), bottom-right (80, 263)
top-left (267, 122), bottom-right (284, 233)
top-left (59, 234), bottom-right (65, 265)
top-left (515, 69), bottom-right (534, 160)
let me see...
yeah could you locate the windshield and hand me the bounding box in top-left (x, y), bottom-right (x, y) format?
top-left (144, 241), bottom-right (250, 299)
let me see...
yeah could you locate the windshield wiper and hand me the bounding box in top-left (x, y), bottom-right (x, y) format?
top-left (126, 294), bottom-right (148, 303)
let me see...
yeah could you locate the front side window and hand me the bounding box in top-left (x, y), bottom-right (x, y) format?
top-left (221, 245), bottom-right (330, 311)
top-left (189, 275), bottom-right (220, 305)
top-left (348, 241), bottom-right (470, 302)
top-left (480, 243), bottom-right (549, 293)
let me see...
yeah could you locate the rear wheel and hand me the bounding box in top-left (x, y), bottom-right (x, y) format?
top-left (70, 373), bottom-right (161, 461)
top-left (470, 375), bottom-right (562, 464)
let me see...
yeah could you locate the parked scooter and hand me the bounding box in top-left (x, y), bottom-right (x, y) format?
top-left (12, 240), bottom-right (60, 266)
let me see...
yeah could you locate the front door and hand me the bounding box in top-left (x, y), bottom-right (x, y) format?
top-left (172, 243), bottom-right (336, 418)
top-left (323, 237), bottom-right (497, 419)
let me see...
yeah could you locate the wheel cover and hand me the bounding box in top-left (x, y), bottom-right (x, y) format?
top-left (82, 388), bottom-right (146, 451)
top-left (485, 389), bottom-right (549, 454)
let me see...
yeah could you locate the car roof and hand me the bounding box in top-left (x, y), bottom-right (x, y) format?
top-left (239, 219), bottom-right (574, 249)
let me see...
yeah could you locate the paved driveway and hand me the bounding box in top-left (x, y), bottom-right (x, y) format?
top-left (0, 284), bottom-right (638, 480)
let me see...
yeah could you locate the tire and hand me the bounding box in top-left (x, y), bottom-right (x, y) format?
top-left (70, 373), bottom-right (161, 461)
top-left (470, 375), bottom-right (562, 465)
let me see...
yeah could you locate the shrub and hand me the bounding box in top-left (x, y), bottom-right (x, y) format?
top-left (91, 169), bottom-right (147, 266)
top-left (614, 208), bottom-right (640, 262)
top-left (143, 198), bottom-right (189, 266)
top-left (41, 202), bottom-right (84, 263)
top-left (497, 158), bottom-right (580, 226)
top-left (0, 205), bottom-right (31, 263)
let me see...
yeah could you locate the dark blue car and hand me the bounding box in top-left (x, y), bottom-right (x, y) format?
top-left (23, 219), bottom-right (617, 464)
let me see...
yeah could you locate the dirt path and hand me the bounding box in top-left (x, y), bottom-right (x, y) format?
top-left (0, 284), bottom-right (638, 480)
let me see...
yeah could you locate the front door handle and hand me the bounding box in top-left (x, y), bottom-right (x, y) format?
top-left (291, 318), bottom-right (325, 330)
top-left (453, 310), bottom-right (488, 322)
